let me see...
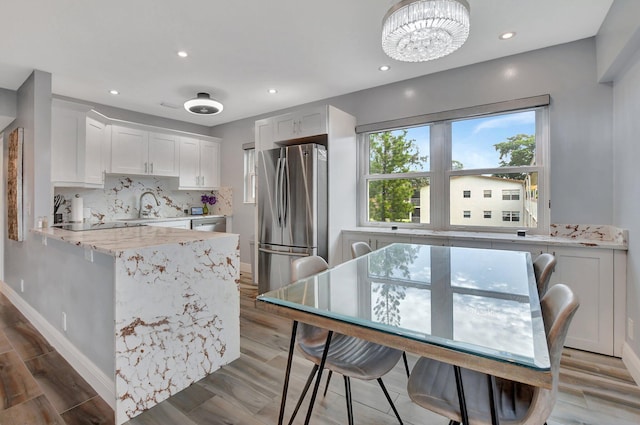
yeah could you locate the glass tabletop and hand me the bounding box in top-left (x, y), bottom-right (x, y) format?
top-left (258, 243), bottom-right (550, 371)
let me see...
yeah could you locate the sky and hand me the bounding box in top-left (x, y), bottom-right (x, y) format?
top-left (394, 110), bottom-right (536, 171)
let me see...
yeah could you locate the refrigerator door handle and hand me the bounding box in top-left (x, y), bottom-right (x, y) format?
top-left (275, 157), bottom-right (282, 227)
top-left (258, 247), bottom-right (310, 257)
top-left (282, 157), bottom-right (290, 227)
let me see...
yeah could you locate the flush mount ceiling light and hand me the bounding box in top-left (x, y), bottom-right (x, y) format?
top-left (382, 0), bottom-right (470, 62)
top-left (184, 92), bottom-right (223, 115)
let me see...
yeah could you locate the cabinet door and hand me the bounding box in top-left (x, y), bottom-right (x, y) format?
top-left (149, 132), bottom-right (179, 176)
top-left (298, 108), bottom-right (327, 138)
top-left (199, 140), bottom-right (220, 189)
top-left (51, 106), bottom-right (82, 183)
top-left (374, 235), bottom-right (412, 249)
top-left (178, 137), bottom-right (201, 188)
top-left (548, 247), bottom-right (614, 355)
top-left (272, 113), bottom-right (297, 142)
top-left (84, 118), bottom-right (106, 185)
top-left (111, 126), bottom-right (149, 175)
top-left (255, 118), bottom-right (274, 151)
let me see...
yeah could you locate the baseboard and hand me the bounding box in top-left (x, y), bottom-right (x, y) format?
top-left (0, 281), bottom-right (116, 409)
top-left (622, 342), bottom-right (640, 386)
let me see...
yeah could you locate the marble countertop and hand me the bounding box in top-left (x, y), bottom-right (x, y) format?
top-left (33, 226), bottom-right (236, 256)
top-left (343, 225), bottom-right (628, 250)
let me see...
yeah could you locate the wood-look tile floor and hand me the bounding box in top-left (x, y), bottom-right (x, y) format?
top-left (1, 273), bottom-right (639, 424)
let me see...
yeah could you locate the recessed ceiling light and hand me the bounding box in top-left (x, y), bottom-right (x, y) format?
top-left (177, 51), bottom-right (188, 58)
top-left (379, 65), bottom-right (391, 71)
top-left (109, 90), bottom-right (119, 95)
top-left (267, 88), bottom-right (278, 94)
top-left (499, 32), bottom-right (516, 40)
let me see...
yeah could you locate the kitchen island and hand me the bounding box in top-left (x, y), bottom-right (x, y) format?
top-left (27, 226), bottom-right (240, 424)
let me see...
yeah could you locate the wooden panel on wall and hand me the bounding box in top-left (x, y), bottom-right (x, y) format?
top-left (7, 127), bottom-right (24, 242)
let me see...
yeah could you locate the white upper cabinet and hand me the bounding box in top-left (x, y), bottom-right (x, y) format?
top-left (255, 105), bottom-right (328, 150)
top-left (111, 126), bottom-right (179, 177)
top-left (51, 100), bottom-right (106, 188)
top-left (148, 132), bottom-right (180, 176)
top-left (178, 137), bottom-right (221, 190)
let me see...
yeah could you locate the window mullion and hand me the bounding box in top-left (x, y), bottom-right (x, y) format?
top-left (430, 122), bottom-right (448, 230)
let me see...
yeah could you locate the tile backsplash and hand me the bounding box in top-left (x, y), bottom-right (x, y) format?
top-left (54, 175), bottom-right (232, 223)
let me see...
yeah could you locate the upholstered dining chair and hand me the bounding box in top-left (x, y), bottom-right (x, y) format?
top-left (406, 283), bottom-right (579, 425)
top-left (287, 255), bottom-right (404, 425)
top-left (350, 241), bottom-right (411, 378)
top-left (533, 253), bottom-right (557, 298)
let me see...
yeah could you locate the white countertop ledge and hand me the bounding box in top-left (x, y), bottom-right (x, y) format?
top-left (33, 226), bottom-right (236, 256)
top-left (342, 225), bottom-right (628, 250)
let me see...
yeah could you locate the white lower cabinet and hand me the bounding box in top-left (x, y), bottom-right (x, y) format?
top-left (547, 247), bottom-right (615, 355)
top-left (146, 220), bottom-right (191, 229)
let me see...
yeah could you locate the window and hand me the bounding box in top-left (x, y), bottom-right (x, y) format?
top-left (502, 211), bottom-right (520, 222)
top-left (358, 95), bottom-right (549, 233)
top-left (243, 145), bottom-right (256, 204)
top-left (502, 189), bottom-right (520, 200)
top-left (365, 125), bottom-right (431, 223)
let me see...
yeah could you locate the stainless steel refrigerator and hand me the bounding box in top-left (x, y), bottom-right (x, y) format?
top-left (258, 143), bottom-right (327, 294)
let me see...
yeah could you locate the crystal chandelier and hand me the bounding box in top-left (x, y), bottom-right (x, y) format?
top-left (382, 0), bottom-right (470, 62)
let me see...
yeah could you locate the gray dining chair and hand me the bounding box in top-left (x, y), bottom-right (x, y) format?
top-left (350, 241), bottom-right (411, 378)
top-left (287, 255), bottom-right (404, 425)
top-left (406, 283), bottom-right (579, 425)
top-left (533, 253), bottom-right (557, 298)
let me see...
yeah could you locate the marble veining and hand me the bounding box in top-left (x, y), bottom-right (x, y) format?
top-left (113, 235), bottom-right (239, 424)
top-left (549, 224), bottom-right (628, 245)
top-left (54, 175), bottom-right (232, 222)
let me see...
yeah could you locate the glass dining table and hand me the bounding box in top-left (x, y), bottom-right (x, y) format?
top-left (256, 243), bottom-right (552, 425)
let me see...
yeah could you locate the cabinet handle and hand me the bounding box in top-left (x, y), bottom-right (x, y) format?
top-left (144, 162), bottom-right (148, 173)
top-left (201, 176), bottom-right (205, 186)
top-left (150, 163), bottom-right (154, 174)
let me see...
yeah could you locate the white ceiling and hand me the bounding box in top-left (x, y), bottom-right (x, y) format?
top-left (0, 0), bottom-right (614, 127)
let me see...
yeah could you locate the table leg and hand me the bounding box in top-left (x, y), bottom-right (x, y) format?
top-left (303, 331), bottom-right (334, 425)
top-left (278, 320), bottom-right (298, 425)
top-left (487, 374), bottom-right (500, 425)
top-left (453, 366), bottom-right (469, 425)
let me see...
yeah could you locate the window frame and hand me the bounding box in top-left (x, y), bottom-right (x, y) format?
top-left (357, 95), bottom-right (550, 234)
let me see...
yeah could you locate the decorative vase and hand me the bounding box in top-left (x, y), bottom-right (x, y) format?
top-left (203, 204), bottom-right (209, 215)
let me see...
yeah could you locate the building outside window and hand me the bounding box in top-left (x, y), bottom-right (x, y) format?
top-left (358, 96), bottom-right (549, 233)
top-left (243, 145), bottom-right (256, 204)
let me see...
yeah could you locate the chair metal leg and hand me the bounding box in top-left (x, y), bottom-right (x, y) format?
top-left (402, 352), bottom-right (410, 377)
top-left (344, 376), bottom-right (354, 425)
top-left (487, 374), bottom-right (500, 425)
top-left (453, 366), bottom-right (469, 425)
top-left (377, 378), bottom-right (403, 425)
top-left (448, 421), bottom-right (460, 425)
top-left (303, 331), bottom-right (333, 425)
top-left (323, 370), bottom-right (333, 397)
top-left (286, 365), bottom-right (319, 425)
top-left (278, 321), bottom-right (298, 425)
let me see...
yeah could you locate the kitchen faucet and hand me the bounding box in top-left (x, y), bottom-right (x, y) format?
top-left (139, 191), bottom-right (160, 218)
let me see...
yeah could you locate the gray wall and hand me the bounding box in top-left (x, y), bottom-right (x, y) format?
top-left (0, 87), bottom-right (17, 131)
top-left (601, 0), bottom-right (640, 361)
top-left (212, 38), bottom-right (614, 267)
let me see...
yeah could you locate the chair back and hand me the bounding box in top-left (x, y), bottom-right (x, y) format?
top-left (541, 284), bottom-right (579, 376)
top-left (291, 256), bottom-right (329, 282)
top-left (351, 241), bottom-right (372, 259)
top-left (291, 256), bottom-right (330, 346)
top-left (533, 253), bottom-right (556, 298)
